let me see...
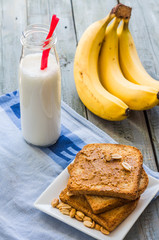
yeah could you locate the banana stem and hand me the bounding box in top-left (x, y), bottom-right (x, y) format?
top-left (111, 3), bottom-right (132, 19)
top-left (126, 108), bottom-right (131, 117)
top-left (123, 19), bottom-right (129, 30)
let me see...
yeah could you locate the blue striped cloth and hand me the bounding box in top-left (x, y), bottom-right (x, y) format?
top-left (0, 91), bottom-right (159, 240)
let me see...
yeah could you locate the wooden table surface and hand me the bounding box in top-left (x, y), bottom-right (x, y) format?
top-left (0, 0), bottom-right (159, 239)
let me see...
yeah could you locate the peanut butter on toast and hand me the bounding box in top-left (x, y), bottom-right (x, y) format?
top-left (67, 144), bottom-right (143, 200)
top-left (59, 188), bottom-right (139, 232)
top-left (85, 168), bottom-right (148, 214)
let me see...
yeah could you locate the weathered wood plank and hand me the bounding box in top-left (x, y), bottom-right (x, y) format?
top-left (26, 0), bottom-right (86, 117)
top-left (119, 0), bottom-right (159, 168)
top-left (72, 0), bottom-right (117, 40)
top-left (0, 0), bottom-right (26, 95)
top-left (72, 1), bottom-right (159, 239)
top-left (27, 0), bottom-right (49, 25)
top-left (136, 0), bottom-right (159, 168)
top-left (48, 0), bottom-right (86, 116)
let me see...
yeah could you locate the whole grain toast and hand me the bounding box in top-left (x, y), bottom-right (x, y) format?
top-left (67, 144), bottom-right (143, 200)
top-left (60, 188), bottom-right (138, 232)
top-left (85, 168), bottom-right (148, 214)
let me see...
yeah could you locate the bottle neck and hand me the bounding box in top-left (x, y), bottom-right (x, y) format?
top-left (20, 24), bottom-right (57, 56)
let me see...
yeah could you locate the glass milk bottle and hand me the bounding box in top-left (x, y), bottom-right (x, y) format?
top-left (19, 24), bottom-right (61, 147)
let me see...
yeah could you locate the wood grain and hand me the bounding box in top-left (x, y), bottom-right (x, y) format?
top-left (27, 0), bottom-right (49, 25)
top-left (48, 0), bottom-right (86, 116)
top-left (0, 0), bottom-right (26, 95)
top-left (137, 0), bottom-right (159, 168)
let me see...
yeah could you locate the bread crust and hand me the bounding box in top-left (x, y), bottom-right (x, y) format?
top-left (67, 144), bottom-right (143, 200)
top-left (138, 169), bottom-right (149, 195)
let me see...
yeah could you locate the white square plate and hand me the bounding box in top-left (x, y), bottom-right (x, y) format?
top-left (34, 168), bottom-right (159, 240)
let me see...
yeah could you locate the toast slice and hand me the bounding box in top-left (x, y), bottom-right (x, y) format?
top-left (85, 168), bottom-right (148, 214)
top-left (85, 195), bottom-right (129, 215)
top-left (59, 188), bottom-right (138, 232)
top-left (67, 144), bottom-right (143, 200)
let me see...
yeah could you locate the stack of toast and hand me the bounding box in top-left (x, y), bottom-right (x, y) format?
top-left (53, 144), bottom-right (148, 235)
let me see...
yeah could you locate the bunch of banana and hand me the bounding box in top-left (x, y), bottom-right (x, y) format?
top-left (74, 4), bottom-right (159, 121)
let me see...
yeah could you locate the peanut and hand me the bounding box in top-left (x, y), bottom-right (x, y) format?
top-left (60, 209), bottom-right (70, 215)
top-left (75, 214), bottom-right (83, 222)
top-left (70, 208), bottom-right (76, 218)
top-left (57, 202), bottom-right (65, 209)
top-left (111, 154), bottom-right (122, 160)
top-left (83, 216), bottom-right (92, 222)
top-left (122, 162), bottom-right (132, 171)
top-left (83, 221), bottom-right (92, 228)
top-left (60, 205), bottom-right (72, 210)
top-left (91, 221), bottom-right (95, 229)
top-left (58, 203), bottom-right (71, 210)
top-left (76, 211), bottom-right (85, 220)
top-left (100, 227), bottom-right (110, 235)
top-left (51, 198), bottom-right (59, 208)
top-left (67, 191), bottom-right (74, 196)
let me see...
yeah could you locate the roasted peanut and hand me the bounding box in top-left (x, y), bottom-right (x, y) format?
top-left (83, 216), bottom-right (92, 222)
top-left (75, 214), bottom-right (83, 222)
top-left (51, 198), bottom-right (59, 208)
top-left (76, 211), bottom-right (85, 220)
top-left (111, 154), bottom-right (122, 160)
top-left (67, 191), bottom-right (74, 196)
top-left (58, 203), bottom-right (71, 210)
top-left (70, 208), bottom-right (76, 218)
top-left (60, 209), bottom-right (70, 215)
top-left (100, 227), bottom-right (110, 235)
top-left (57, 202), bottom-right (65, 209)
top-left (91, 221), bottom-right (95, 229)
top-left (122, 162), bottom-right (132, 171)
top-left (60, 205), bottom-right (72, 210)
top-left (83, 221), bottom-right (92, 228)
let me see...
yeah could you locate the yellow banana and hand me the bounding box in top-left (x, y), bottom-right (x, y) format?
top-left (74, 11), bottom-right (129, 121)
top-left (118, 19), bottom-right (159, 90)
top-left (99, 18), bottom-right (159, 110)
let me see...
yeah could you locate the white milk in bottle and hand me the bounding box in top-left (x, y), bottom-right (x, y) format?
top-left (19, 24), bottom-right (61, 146)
